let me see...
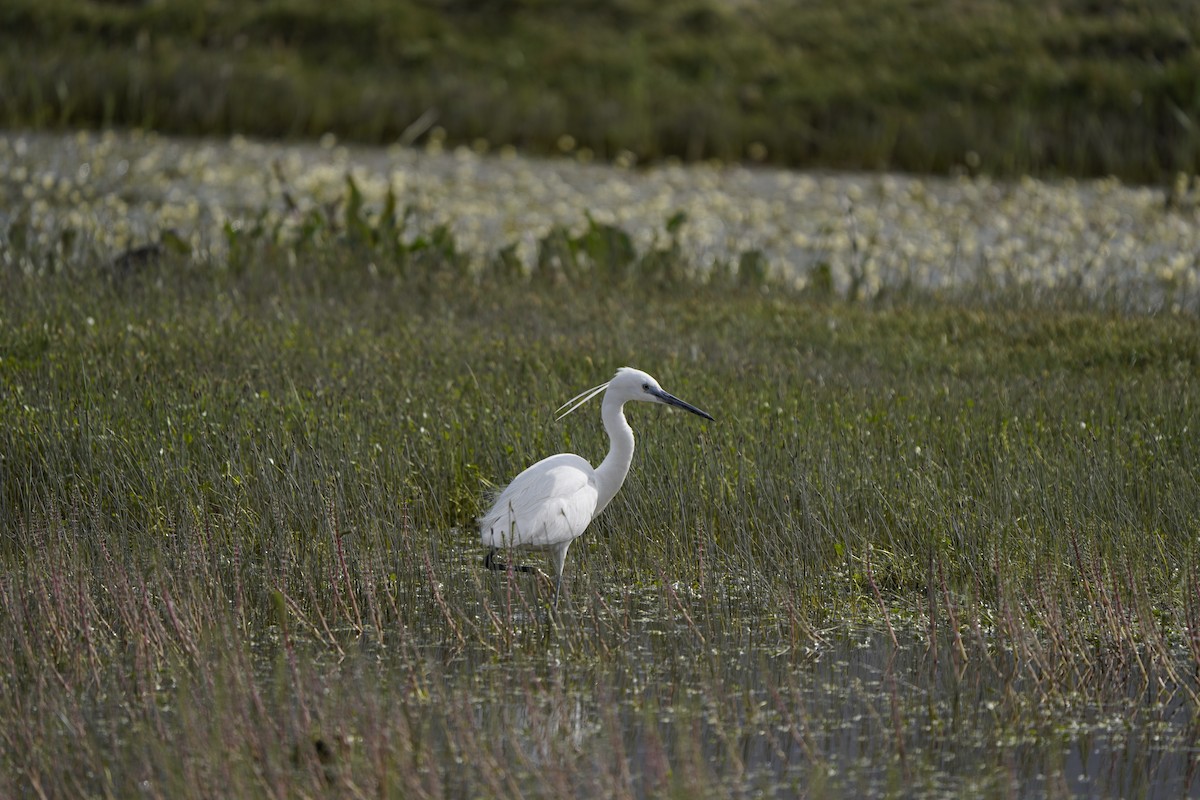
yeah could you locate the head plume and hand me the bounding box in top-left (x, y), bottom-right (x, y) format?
top-left (555, 378), bottom-right (610, 420)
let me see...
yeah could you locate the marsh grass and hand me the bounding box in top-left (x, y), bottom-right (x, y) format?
top-left (2, 213), bottom-right (1200, 796)
top-left (3, 0), bottom-right (1199, 181)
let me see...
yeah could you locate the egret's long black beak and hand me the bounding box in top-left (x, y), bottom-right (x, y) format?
top-left (653, 388), bottom-right (715, 421)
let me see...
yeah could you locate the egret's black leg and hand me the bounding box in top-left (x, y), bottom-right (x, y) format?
top-left (483, 548), bottom-right (540, 575)
top-left (483, 548), bottom-right (503, 571)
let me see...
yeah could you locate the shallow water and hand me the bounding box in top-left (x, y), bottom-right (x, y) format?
top-left (299, 603), bottom-right (1198, 798)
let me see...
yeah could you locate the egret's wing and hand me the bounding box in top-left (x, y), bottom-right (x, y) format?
top-left (479, 454), bottom-right (598, 550)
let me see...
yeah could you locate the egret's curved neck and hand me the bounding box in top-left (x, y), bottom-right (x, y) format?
top-left (594, 393), bottom-right (634, 515)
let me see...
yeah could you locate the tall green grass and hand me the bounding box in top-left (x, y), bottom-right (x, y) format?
top-left (2, 0), bottom-right (1199, 181)
top-left (2, 211), bottom-right (1199, 795)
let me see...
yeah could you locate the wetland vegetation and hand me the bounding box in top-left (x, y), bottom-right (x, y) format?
top-left (2, 0), bottom-right (1200, 181)
top-left (3, 0), bottom-right (1200, 795)
top-left (2, 141), bottom-right (1199, 794)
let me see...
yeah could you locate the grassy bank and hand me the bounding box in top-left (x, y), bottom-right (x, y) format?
top-left (2, 0), bottom-right (1199, 181)
top-left (2, 217), bottom-right (1199, 794)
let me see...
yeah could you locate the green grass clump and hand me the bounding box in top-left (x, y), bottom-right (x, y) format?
top-left (2, 0), bottom-right (1199, 181)
top-left (2, 216), bottom-right (1199, 796)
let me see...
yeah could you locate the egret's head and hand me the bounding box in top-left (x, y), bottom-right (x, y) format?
top-left (610, 367), bottom-right (714, 420)
top-left (557, 367), bottom-right (715, 421)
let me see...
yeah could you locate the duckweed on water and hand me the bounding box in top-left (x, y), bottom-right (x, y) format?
top-left (1, 133), bottom-right (1199, 798)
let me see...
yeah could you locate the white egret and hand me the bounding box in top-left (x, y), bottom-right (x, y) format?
top-left (479, 367), bottom-right (714, 609)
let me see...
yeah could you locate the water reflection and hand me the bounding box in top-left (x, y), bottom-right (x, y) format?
top-left (390, 610), bottom-right (1198, 798)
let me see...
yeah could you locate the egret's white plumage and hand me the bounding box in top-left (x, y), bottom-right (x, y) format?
top-left (480, 367), bottom-right (713, 608)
